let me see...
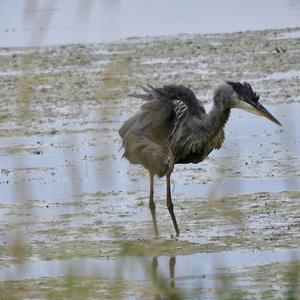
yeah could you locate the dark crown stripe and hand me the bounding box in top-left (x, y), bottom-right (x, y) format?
top-left (226, 81), bottom-right (260, 102)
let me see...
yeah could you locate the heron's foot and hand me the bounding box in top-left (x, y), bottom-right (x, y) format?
top-left (164, 149), bottom-right (174, 173)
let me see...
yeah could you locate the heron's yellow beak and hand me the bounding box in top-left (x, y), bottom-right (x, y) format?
top-left (253, 102), bottom-right (281, 125)
top-left (235, 100), bottom-right (281, 126)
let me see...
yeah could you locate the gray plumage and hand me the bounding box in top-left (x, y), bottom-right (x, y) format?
top-left (120, 83), bottom-right (228, 175)
top-left (119, 81), bottom-right (281, 235)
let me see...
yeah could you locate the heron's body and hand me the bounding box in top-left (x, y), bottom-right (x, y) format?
top-left (119, 82), bottom-right (280, 235)
top-left (120, 85), bottom-right (228, 174)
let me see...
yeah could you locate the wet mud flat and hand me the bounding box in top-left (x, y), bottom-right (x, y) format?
top-left (0, 27), bottom-right (300, 299)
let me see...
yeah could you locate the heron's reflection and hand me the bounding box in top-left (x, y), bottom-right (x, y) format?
top-left (151, 256), bottom-right (176, 299)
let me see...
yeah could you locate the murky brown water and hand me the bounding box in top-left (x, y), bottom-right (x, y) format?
top-left (0, 27), bottom-right (300, 299)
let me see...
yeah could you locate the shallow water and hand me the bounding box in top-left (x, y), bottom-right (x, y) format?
top-left (1, 0), bottom-right (300, 47)
top-left (1, 248), bottom-right (300, 282)
top-left (0, 103), bottom-right (299, 205)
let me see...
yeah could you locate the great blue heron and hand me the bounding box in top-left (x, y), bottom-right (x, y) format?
top-left (119, 82), bottom-right (281, 235)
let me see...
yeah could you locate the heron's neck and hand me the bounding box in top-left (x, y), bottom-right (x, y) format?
top-left (206, 101), bottom-right (231, 134)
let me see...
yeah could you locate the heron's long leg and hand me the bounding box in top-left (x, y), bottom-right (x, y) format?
top-left (169, 256), bottom-right (176, 288)
top-left (166, 174), bottom-right (179, 235)
top-left (149, 172), bottom-right (159, 236)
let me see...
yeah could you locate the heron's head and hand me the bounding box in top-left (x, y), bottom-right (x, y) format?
top-left (225, 81), bottom-right (281, 126)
